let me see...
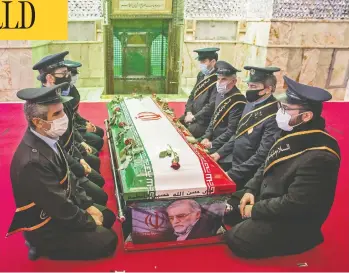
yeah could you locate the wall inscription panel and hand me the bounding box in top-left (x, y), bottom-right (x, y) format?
top-left (112, 0), bottom-right (172, 15)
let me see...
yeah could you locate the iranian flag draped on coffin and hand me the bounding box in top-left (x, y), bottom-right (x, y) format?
top-left (107, 96), bottom-right (236, 244)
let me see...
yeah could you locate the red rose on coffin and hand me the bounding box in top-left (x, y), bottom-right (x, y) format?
top-left (118, 122), bottom-right (126, 128)
top-left (171, 160), bottom-right (180, 170)
top-left (124, 138), bottom-right (134, 146)
top-left (114, 107), bottom-right (121, 112)
top-left (173, 117), bottom-right (178, 122)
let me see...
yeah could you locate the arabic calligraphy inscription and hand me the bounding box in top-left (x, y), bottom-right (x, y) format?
top-left (119, 0), bottom-right (165, 10)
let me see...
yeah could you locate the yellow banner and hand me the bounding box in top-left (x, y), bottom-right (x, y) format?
top-left (0, 0), bottom-right (67, 40)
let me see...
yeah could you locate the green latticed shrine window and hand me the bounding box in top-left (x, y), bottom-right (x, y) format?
top-left (151, 34), bottom-right (168, 77)
top-left (112, 20), bottom-right (168, 79)
top-left (113, 36), bottom-right (123, 77)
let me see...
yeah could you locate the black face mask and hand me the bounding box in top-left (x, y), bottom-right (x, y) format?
top-left (246, 88), bottom-right (264, 102)
top-left (55, 75), bottom-right (71, 85)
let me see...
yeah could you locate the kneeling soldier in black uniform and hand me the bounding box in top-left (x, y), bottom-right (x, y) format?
top-left (32, 52), bottom-right (107, 204)
top-left (179, 48), bottom-right (219, 138)
top-left (199, 61), bottom-right (246, 150)
top-left (7, 83), bottom-right (117, 260)
top-left (209, 66), bottom-right (280, 187)
top-left (64, 60), bottom-right (105, 151)
top-left (223, 76), bottom-right (341, 259)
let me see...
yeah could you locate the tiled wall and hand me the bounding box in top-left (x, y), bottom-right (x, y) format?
top-left (181, 20), bottom-right (271, 94)
top-left (267, 20), bottom-right (349, 100)
top-left (0, 41), bottom-right (35, 101)
top-left (180, 19), bottom-right (349, 101)
top-left (67, 0), bottom-right (349, 21)
top-left (272, 0), bottom-right (349, 19)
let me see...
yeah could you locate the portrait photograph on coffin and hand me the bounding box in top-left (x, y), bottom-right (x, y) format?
top-left (129, 197), bottom-right (227, 244)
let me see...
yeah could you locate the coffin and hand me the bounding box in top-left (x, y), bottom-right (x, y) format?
top-left (105, 95), bottom-right (236, 251)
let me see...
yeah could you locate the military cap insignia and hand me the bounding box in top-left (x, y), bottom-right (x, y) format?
top-left (250, 69), bottom-right (255, 75)
top-left (40, 210), bottom-right (49, 220)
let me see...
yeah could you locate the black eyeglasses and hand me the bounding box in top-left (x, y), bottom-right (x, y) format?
top-left (277, 101), bottom-right (307, 114)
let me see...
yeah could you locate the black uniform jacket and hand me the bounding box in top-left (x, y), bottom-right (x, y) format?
top-left (185, 70), bottom-right (217, 127)
top-left (7, 128), bottom-right (96, 237)
top-left (66, 85), bottom-right (90, 133)
top-left (59, 99), bottom-right (86, 159)
top-left (201, 86), bottom-right (245, 143)
top-left (219, 96), bottom-right (280, 187)
top-left (242, 118), bottom-right (341, 250)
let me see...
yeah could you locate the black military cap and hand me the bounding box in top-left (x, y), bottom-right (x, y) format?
top-left (64, 60), bottom-right (81, 75)
top-left (216, 61), bottom-right (241, 76)
top-left (244, 66), bottom-right (280, 83)
top-left (282, 75), bottom-right (332, 105)
top-left (17, 83), bottom-right (73, 104)
top-left (64, 60), bottom-right (81, 68)
top-left (32, 51), bottom-right (69, 73)
top-left (194, 47), bottom-right (220, 61)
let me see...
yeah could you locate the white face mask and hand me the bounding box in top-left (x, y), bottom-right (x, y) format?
top-left (276, 108), bottom-right (304, 131)
top-left (70, 74), bottom-right (79, 87)
top-left (62, 86), bottom-right (71, 96)
top-left (216, 80), bottom-right (232, 95)
top-left (199, 63), bottom-right (211, 76)
top-left (43, 114), bottom-right (69, 138)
